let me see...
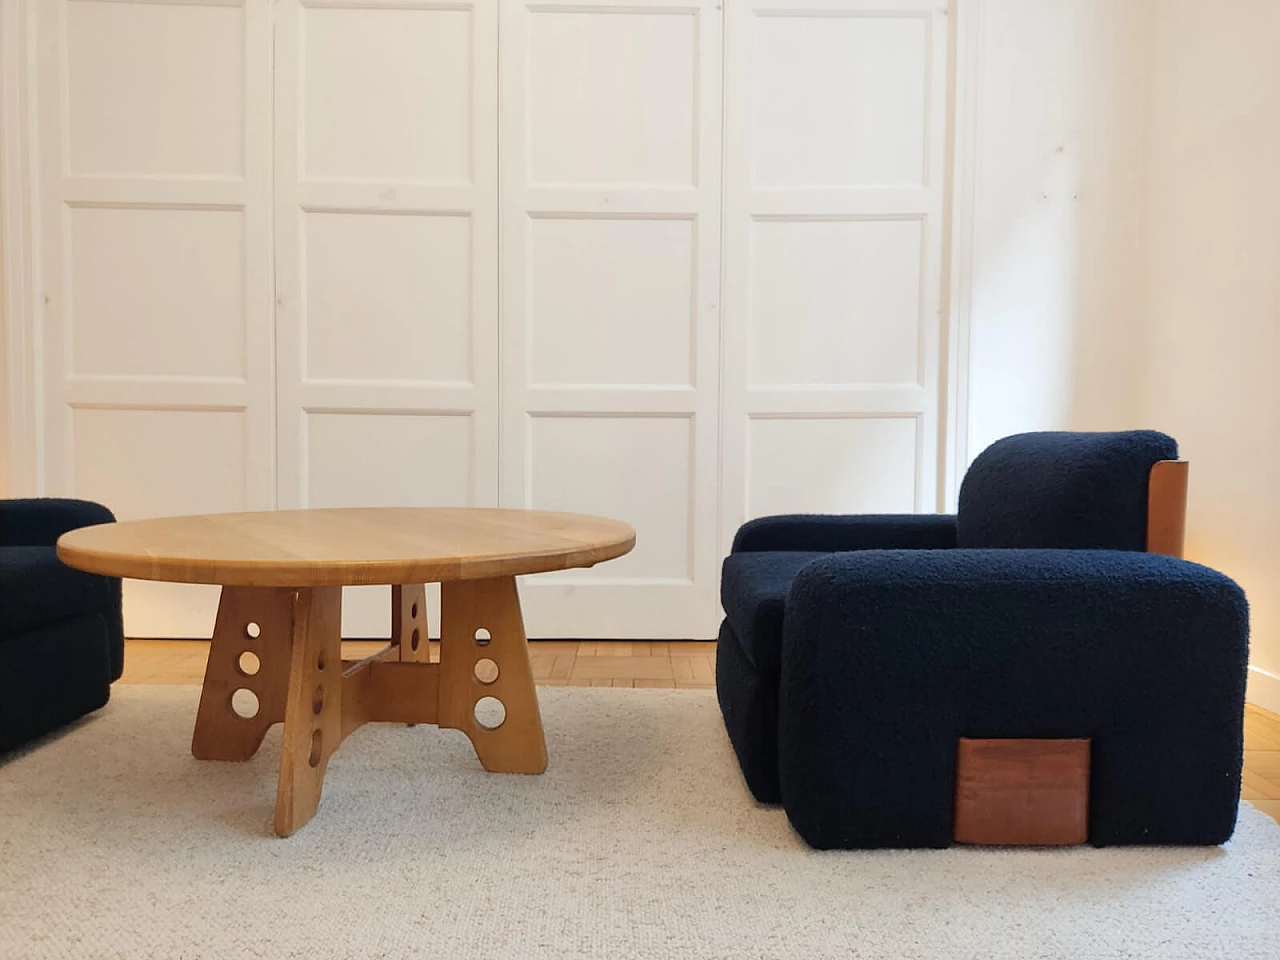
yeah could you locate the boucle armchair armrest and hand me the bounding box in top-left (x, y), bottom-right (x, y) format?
top-left (731, 514), bottom-right (957, 554)
top-left (0, 499), bottom-right (116, 547)
top-left (776, 548), bottom-right (1249, 850)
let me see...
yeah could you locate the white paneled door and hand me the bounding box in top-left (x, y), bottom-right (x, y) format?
top-left (273, 0), bottom-right (499, 637)
top-left (499, 0), bottom-right (724, 638)
top-left (35, 0), bottom-right (275, 637)
top-left (721, 0), bottom-right (951, 541)
top-left (25, 0), bottom-right (955, 640)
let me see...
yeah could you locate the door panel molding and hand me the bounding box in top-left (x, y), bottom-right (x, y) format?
top-left (499, 0), bottom-right (725, 638)
top-left (31, 0), bottom-right (275, 636)
top-left (273, 0), bottom-right (499, 638)
top-left (720, 0), bottom-right (952, 558)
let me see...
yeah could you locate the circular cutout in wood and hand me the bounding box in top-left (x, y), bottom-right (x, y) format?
top-left (231, 688), bottom-right (260, 720)
top-left (237, 651), bottom-right (261, 677)
top-left (474, 696), bottom-right (505, 730)
top-left (308, 730), bottom-right (323, 768)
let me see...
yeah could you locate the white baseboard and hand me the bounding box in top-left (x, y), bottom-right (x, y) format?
top-left (1247, 665), bottom-right (1280, 715)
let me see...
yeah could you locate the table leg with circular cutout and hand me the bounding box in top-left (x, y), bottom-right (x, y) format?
top-left (392, 583), bottom-right (430, 662)
top-left (438, 576), bottom-right (547, 775)
top-left (274, 586), bottom-right (344, 837)
top-left (192, 587), bottom-right (295, 762)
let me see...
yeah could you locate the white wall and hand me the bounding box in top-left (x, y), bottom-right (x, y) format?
top-left (965, 0), bottom-right (1152, 455)
top-left (0, 0), bottom-right (37, 501)
top-left (0, 2), bottom-right (12, 498)
top-left (0, 211), bottom-right (9, 499)
top-left (1144, 0), bottom-right (1280, 711)
top-left (964, 0), bottom-right (1280, 710)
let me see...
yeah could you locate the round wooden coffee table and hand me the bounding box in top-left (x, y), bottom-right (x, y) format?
top-left (57, 508), bottom-right (635, 836)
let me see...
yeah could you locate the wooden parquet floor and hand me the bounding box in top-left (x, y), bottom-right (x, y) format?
top-left (120, 639), bottom-right (717, 689)
top-left (120, 639), bottom-right (1280, 825)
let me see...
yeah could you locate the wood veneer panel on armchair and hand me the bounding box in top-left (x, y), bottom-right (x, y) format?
top-left (1147, 460), bottom-right (1189, 557)
top-left (954, 738), bottom-right (1091, 846)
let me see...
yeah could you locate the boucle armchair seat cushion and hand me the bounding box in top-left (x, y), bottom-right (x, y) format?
top-left (720, 551), bottom-right (827, 676)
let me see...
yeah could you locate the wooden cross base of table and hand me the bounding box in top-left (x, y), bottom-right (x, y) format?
top-left (194, 577), bottom-right (545, 836)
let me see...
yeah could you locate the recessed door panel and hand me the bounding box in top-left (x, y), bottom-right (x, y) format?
top-left (37, 0), bottom-right (274, 638)
top-left (722, 0), bottom-right (951, 554)
top-left (500, 0), bottom-right (723, 638)
top-left (274, 0), bottom-right (499, 638)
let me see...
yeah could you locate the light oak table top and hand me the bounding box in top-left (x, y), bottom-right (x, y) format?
top-left (57, 507), bottom-right (636, 587)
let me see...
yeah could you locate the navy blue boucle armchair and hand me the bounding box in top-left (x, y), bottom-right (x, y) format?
top-left (717, 431), bottom-right (1250, 848)
top-left (0, 499), bottom-right (123, 753)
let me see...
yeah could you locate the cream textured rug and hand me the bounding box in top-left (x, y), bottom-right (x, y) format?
top-left (2, 687), bottom-right (1279, 959)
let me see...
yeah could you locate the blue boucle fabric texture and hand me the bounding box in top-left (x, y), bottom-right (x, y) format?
top-left (0, 547), bottom-right (118, 637)
top-left (778, 550), bottom-right (1248, 849)
top-left (0, 499), bottom-right (123, 753)
top-left (716, 430), bottom-right (1251, 849)
top-left (718, 553), bottom-right (832, 803)
top-left (721, 552), bottom-right (826, 678)
top-left (957, 430), bottom-right (1177, 550)
top-left (732, 514), bottom-right (958, 554)
top-left (716, 619), bottom-right (783, 803)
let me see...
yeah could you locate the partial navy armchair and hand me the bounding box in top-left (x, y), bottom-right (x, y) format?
top-left (718, 431), bottom-right (1250, 849)
top-left (0, 499), bottom-right (123, 752)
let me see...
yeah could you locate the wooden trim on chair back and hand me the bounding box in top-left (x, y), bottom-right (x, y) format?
top-left (1147, 460), bottom-right (1189, 557)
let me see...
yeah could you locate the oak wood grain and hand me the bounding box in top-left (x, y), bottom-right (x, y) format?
top-left (275, 586), bottom-right (343, 837)
top-left (56, 507), bottom-right (635, 586)
top-left (438, 576), bottom-right (547, 775)
top-left (391, 583), bottom-right (430, 662)
top-left (954, 738), bottom-right (1091, 846)
top-left (342, 660), bottom-right (440, 738)
top-left (1147, 460), bottom-right (1189, 557)
top-left (191, 587), bottom-right (294, 762)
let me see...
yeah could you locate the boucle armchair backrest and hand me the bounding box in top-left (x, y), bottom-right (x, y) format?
top-left (956, 431), bottom-right (1179, 552)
